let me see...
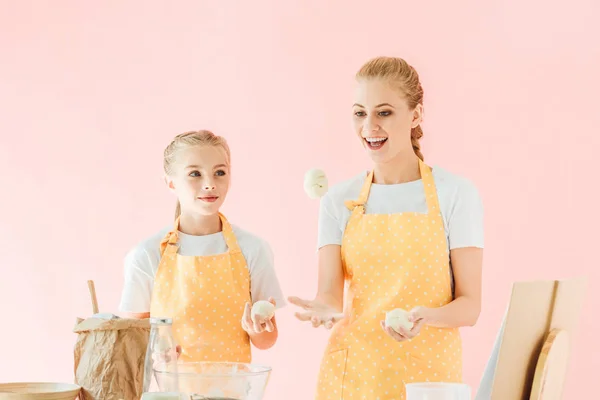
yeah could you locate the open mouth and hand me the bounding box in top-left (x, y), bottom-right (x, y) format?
top-left (364, 137), bottom-right (388, 150)
top-left (198, 196), bottom-right (219, 203)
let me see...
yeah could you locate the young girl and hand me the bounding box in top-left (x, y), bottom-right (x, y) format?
top-left (119, 130), bottom-right (286, 362)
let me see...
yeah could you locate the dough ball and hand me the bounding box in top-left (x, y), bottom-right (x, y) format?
top-left (251, 300), bottom-right (275, 320)
top-left (304, 168), bottom-right (328, 199)
top-left (385, 308), bottom-right (414, 333)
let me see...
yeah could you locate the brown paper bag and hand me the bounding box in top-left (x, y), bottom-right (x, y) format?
top-left (74, 317), bottom-right (150, 400)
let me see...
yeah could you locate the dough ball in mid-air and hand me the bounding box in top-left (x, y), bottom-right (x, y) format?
top-left (304, 168), bottom-right (328, 199)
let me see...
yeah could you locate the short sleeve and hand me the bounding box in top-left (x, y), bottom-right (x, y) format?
top-left (118, 247), bottom-right (154, 313)
top-left (447, 180), bottom-right (484, 250)
top-left (317, 192), bottom-right (344, 249)
top-left (247, 239), bottom-right (287, 309)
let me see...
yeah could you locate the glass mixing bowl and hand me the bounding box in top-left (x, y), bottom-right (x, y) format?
top-left (154, 362), bottom-right (272, 400)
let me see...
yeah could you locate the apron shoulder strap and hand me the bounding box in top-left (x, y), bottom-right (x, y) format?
top-left (159, 218), bottom-right (181, 256)
top-left (219, 213), bottom-right (242, 254)
top-left (418, 159), bottom-right (441, 214)
top-left (345, 170), bottom-right (374, 212)
top-left (344, 162), bottom-right (441, 214)
top-left (159, 215), bottom-right (242, 256)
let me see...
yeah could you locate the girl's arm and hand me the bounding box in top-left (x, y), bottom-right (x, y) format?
top-left (243, 237), bottom-right (286, 350)
top-left (247, 317), bottom-right (279, 350)
top-left (242, 298), bottom-right (279, 350)
top-left (122, 312), bottom-right (150, 319)
top-left (119, 247), bottom-right (154, 319)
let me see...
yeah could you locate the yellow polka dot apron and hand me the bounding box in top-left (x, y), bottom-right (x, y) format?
top-left (150, 213), bottom-right (252, 363)
top-left (316, 159), bottom-right (462, 400)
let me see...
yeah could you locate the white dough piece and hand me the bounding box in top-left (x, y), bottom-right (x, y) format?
top-left (304, 168), bottom-right (329, 199)
top-left (251, 300), bottom-right (275, 320)
top-left (385, 308), bottom-right (414, 332)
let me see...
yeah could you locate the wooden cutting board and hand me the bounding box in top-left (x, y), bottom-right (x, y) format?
top-left (479, 277), bottom-right (587, 400)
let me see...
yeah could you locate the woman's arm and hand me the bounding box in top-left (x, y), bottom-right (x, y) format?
top-left (414, 176), bottom-right (484, 329)
top-left (289, 191), bottom-right (347, 326)
top-left (416, 247), bottom-right (483, 328)
top-left (288, 245), bottom-right (346, 327)
top-left (315, 244), bottom-right (345, 312)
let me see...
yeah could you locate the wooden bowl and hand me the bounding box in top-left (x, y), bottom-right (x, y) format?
top-left (0, 382), bottom-right (81, 399)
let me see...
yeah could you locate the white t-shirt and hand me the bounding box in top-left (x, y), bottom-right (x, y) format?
top-left (119, 225), bottom-right (286, 314)
top-left (318, 166), bottom-right (484, 251)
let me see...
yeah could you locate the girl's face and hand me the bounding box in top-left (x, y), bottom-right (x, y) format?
top-left (166, 145), bottom-right (230, 217)
top-left (352, 78), bottom-right (422, 164)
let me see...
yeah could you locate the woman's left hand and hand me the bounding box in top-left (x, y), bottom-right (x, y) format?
top-left (380, 306), bottom-right (430, 342)
top-left (241, 297), bottom-right (276, 335)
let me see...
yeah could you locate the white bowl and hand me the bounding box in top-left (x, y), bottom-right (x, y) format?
top-left (405, 382), bottom-right (471, 400)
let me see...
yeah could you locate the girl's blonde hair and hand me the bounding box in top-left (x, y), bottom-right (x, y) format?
top-left (163, 130), bottom-right (231, 220)
top-left (356, 56), bottom-right (425, 161)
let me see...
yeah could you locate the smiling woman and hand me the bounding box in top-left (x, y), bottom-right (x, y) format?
top-left (119, 130), bottom-right (287, 362)
top-left (289, 57), bottom-right (484, 400)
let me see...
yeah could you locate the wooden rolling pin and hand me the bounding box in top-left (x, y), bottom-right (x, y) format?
top-left (87, 280), bottom-right (99, 314)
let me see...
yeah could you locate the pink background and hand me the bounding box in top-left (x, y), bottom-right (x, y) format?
top-left (1, 1), bottom-right (598, 398)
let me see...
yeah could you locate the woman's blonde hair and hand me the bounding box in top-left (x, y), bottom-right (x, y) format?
top-left (163, 130), bottom-right (231, 220)
top-left (356, 56), bottom-right (425, 161)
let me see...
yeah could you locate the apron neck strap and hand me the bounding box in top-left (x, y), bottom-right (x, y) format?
top-left (160, 213), bottom-right (242, 255)
top-left (344, 170), bottom-right (374, 211)
top-left (218, 213), bottom-right (242, 254)
top-left (344, 159), bottom-right (440, 214)
top-left (159, 217), bottom-right (181, 256)
top-left (419, 159), bottom-right (441, 214)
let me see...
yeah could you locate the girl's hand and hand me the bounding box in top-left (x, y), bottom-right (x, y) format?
top-left (242, 297), bottom-right (276, 334)
top-left (152, 344), bottom-right (182, 363)
top-left (288, 296), bottom-right (346, 330)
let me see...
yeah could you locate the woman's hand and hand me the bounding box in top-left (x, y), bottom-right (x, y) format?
top-left (381, 306), bottom-right (429, 342)
top-left (288, 296), bottom-right (346, 329)
top-left (241, 297), bottom-right (277, 334)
